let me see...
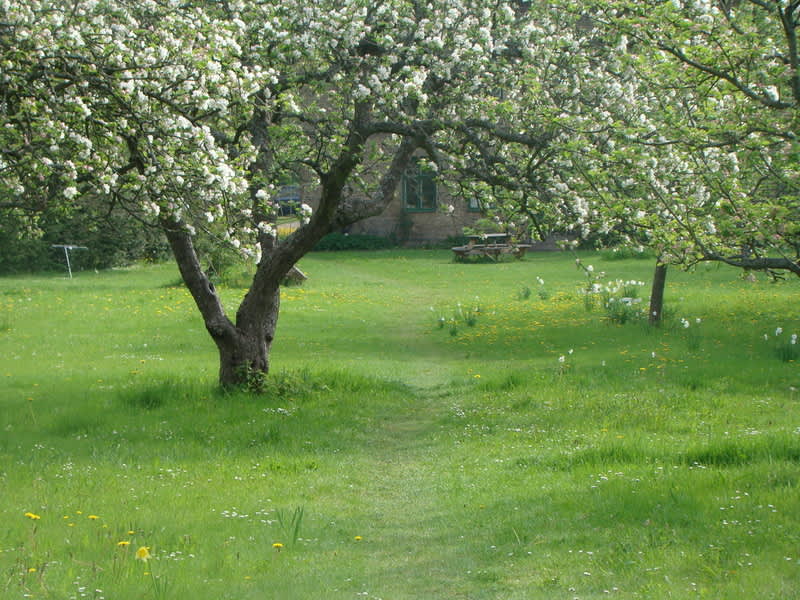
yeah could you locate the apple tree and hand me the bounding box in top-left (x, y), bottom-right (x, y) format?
top-left (1, 0), bottom-right (562, 386)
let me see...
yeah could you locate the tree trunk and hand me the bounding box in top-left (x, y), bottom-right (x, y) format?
top-left (648, 261), bottom-right (668, 325)
top-left (217, 285), bottom-right (280, 388)
top-left (163, 219), bottom-right (282, 388)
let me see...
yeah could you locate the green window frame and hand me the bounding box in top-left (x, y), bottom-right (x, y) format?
top-left (402, 160), bottom-right (437, 212)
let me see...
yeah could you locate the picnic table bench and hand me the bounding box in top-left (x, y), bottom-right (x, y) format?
top-left (452, 233), bottom-right (532, 261)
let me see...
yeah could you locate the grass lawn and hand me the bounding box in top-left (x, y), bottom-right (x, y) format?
top-left (1, 249), bottom-right (799, 599)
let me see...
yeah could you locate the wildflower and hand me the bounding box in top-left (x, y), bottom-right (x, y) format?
top-left (117, 541), bottom-right (131, 547)
top-left (135, 546), bottom-right (151, 562)
top-left (792, 334), bottom-right (797, 345)
top-left (24, 512), bottom-right (41, 520)
top-left (354, 536), bottom-right (363, 541)
top-left (28, 567), bottom-right (36, 573)
top-left (776, 327), bottom-right (783, 336)
top-left (272, 542), bottom-right (284, 551)
top-left (88, 515), bottom-right (100, 520)
top-left (558, 355), bottom-right (566, 364)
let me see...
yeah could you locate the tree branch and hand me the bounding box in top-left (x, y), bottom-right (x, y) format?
top-left (161, 217), bottom-right (236, 340)
top-left (331, 134), bottom-right (422, 227)
top-left (702, 252), bottom-right (800, 276)
top-left (657, 42), bottom-right (793, 109)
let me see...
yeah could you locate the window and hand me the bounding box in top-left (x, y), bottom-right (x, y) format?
top-left (468, 197), bottom-right (482, 212)
top-left (402, 160), bottom-right (437, 212)
top-left (275, 184), bottom-right (300, 216)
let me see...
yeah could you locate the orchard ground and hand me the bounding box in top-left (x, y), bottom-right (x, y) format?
top-left (1, 249), bottom-right (799, 599)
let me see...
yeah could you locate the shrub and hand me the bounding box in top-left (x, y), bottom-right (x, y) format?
top-left (463, 218), bottom-right (504, 236)
top-left (443, 234), bottom-right (470, 248)
top-left (0, 204), bottom-right (170, 274)
top-left (313, 232), bottom-right (395, 251)
top-left (600, 246), bottom-right (656, 261)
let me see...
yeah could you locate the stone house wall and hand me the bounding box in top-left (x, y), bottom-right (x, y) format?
top-left (347, 189), bottom-right (482, 245)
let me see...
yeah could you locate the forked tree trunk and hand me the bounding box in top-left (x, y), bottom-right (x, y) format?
top-left (217, 285), bottom-right (280, 387)
top-left (163, 221), bottom-right (281, 388)
top-left (648, 261), bottom-right (668, 325)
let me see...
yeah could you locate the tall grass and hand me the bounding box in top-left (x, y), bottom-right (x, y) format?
top-left (1, 251), bottom-right (798, 599)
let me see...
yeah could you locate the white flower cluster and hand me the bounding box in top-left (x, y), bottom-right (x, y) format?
top-left (299, 203), bottom-right (313, 225)
top-left (258, 222), bottom-right (277, 238)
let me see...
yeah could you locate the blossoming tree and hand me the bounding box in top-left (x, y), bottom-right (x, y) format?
top-left (1, 0), bottom-right (562, 386)
top-left (444, 1), bottom-right (800, 322)
top-left (563, 0), bottom-right (800, 278)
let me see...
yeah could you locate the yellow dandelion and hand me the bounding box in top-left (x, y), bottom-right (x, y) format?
top-left (28, 567), bottom-right (37, 573)
top-left (135, 546), bottom-right (151, 562)
top-left (24, 512), bottom-right (41, 520)
top-left (117, 541), bottom-right (131, 547)
top-left (128, 530), bottom-right (135, 535)
top-left (88, 515), bottom-right (100, 520)
top-left (272, 542), bottom-right (284, 551)
top-left (354, 536), bottom-right (363, 541)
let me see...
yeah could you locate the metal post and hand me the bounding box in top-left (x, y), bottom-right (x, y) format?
top-left (51, 245), bottom-right (88, 278)
top-left (63, 246), bottom-right (73, 279)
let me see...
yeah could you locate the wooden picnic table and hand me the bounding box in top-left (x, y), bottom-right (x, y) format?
top-left (452, 233), bottom-right (531, 261)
